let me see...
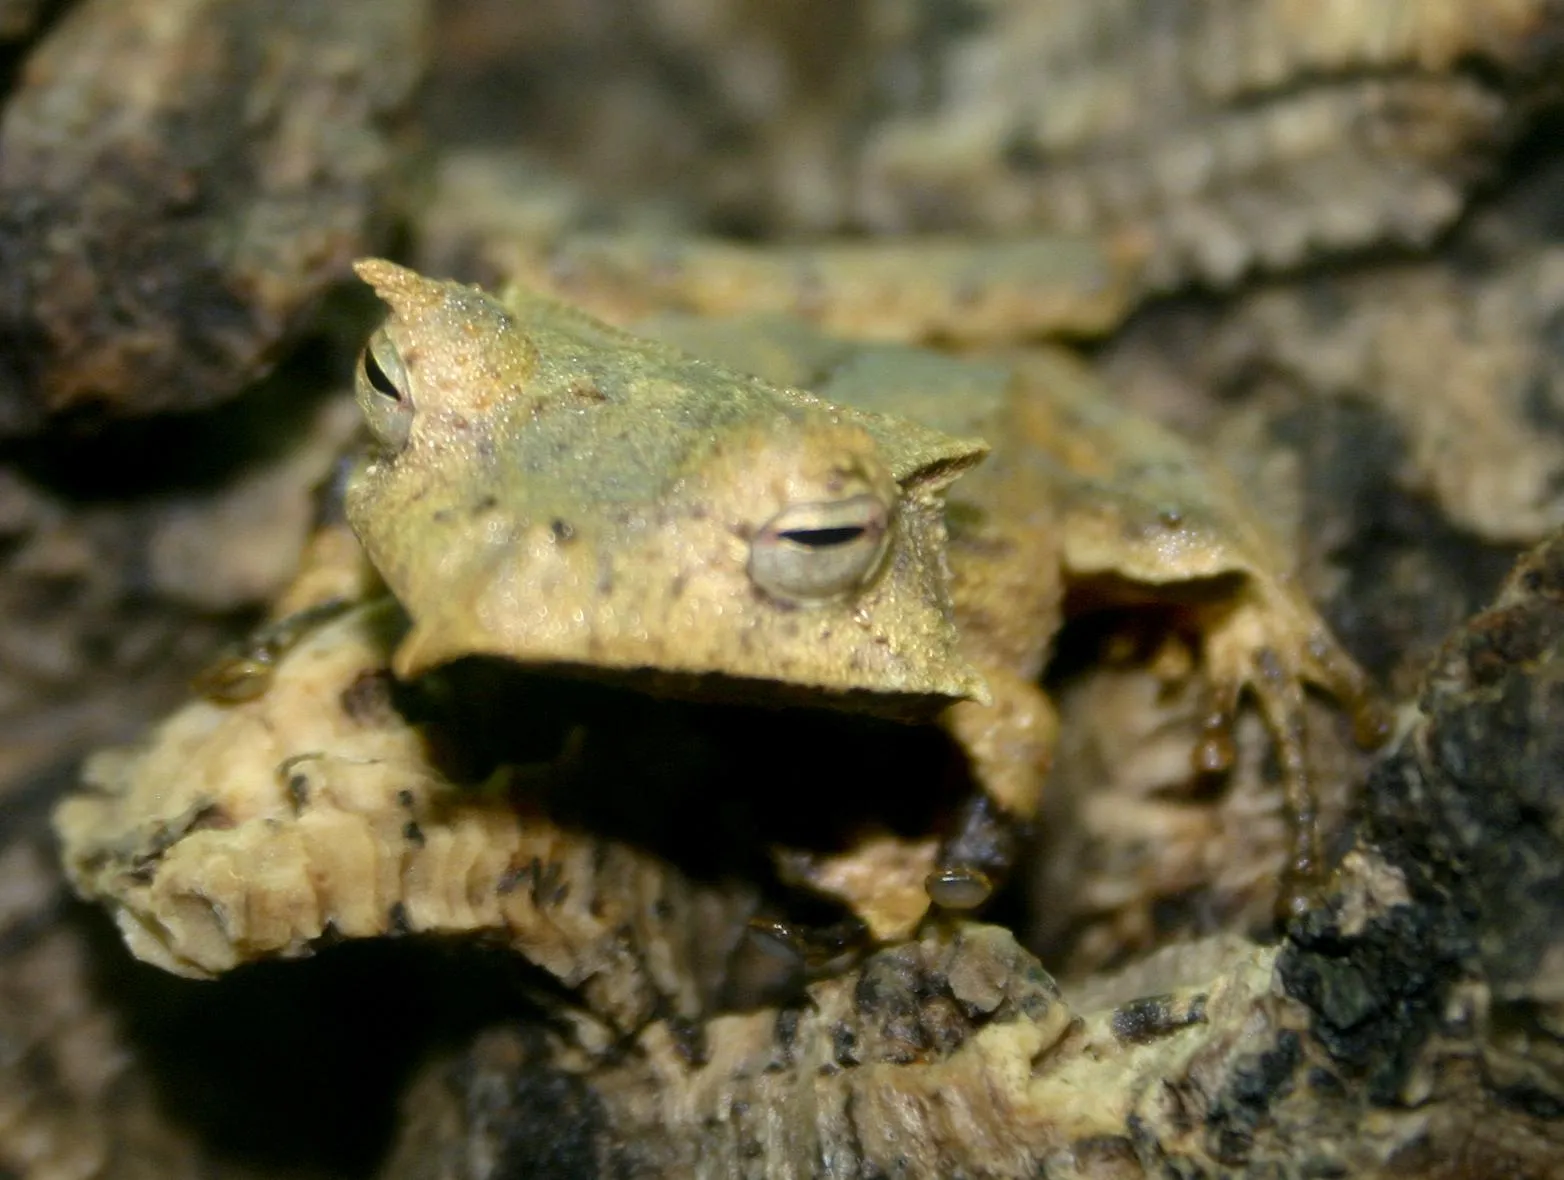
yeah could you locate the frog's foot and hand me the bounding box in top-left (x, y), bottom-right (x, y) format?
top-left (931, 669), bottom-right (1057, 913)
top-left (192, 597), bottom-right (358, 703)
top-left (723, 912), bottom-right (872, 1009)
top-left (193, 521), bottom-right (387, 704)
top-left (722, 919), bottom-right (810, 1009)
top-left (772, 834), bottom-right (941, 943)
top-left (925, 795), bottom-right (1024, 912)
top-left (1196, 594), bottom-right (1387, 922)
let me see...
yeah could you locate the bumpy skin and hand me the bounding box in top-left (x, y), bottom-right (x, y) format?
top-left (340, 265), bottom-right (1375, 938)
top-left (346, 260), bottom-right (988, 714)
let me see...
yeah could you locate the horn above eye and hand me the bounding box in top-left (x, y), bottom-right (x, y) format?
top-left (748, 493), bottom-right (893, 604)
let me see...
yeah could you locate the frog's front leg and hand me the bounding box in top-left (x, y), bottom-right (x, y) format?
top-left (770, 671), bottom-right (1055, 940)
top-left (1011, 349), bottom-right (1386, 919)
top-left (1181, 580), bottom-right (1384, 916)
top-left (926, 667), bottom-right (1058, 912)
top-left (191, 518), bottom-right (384, 704)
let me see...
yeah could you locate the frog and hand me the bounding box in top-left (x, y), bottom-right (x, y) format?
top-left (345, 259), bottom-right (1383, 941)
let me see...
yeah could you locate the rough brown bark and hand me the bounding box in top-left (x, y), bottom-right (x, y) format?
top-left (380, 532), bottom-right (1564, 1179)
top-left (4, 4), bottom-right (1564, 1178)
top-left (0, 0), bottom-right (427, 433)
top-left (430, 0), bottom-right (1564, 288)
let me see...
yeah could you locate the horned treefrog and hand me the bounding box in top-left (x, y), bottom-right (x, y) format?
top-left (346, 260), bottom-right (1381, 940)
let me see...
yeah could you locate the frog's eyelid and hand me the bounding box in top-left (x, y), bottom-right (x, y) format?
top-left (361, 344), bottom-right (402, 401)
top-left (896, 438), bottom-right (989, 494)
top-left (355, 333), bottom-right (415, 452)
top-left (775, 523), bottom-right (871, 548)
top-left (747, 494), bottom-right (892, 604)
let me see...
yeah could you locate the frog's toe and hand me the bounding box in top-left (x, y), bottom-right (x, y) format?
top-left (1191, 677), bottom-right (1243, 776)
top-left (722, 918), bottom-right (808, 1009)
top-left (927, 794), bottom-right (1022, 913)
top-left (1229, 650), bottom-right (1320, 860)
top-left (925, 867), bottom-right (994, 911)
top-left (193, 598), bottom-right (358, 704)
top-left (1197, 610), bottom-right (1370, 919)
top-left (1304, 629), bottom-right (1391, 749)
top-left (1274, 870), bottom-right (1329, 927)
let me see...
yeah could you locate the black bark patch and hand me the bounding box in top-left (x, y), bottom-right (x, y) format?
top-left (494, 1061), bottom-right (609, 1180)
top-left (1071, 1135), bottom-right (1139, 1170)
top-left (852, 943), bottom-right (958, 1063)
top-left (340, 668), bottom-right (397, 725)
top-left (1280, 532), bottom-right (1564, 1125)
top-left (668, 1015), bottom-right (709, 1068)
top-left (1271, 395), bottom-right (1518, 688)
top-left (774, 1006), bottom-right (800, 1056)
top-left (1279, 904), bottom-right (1465, 1104)
top-left (1110, 993), bottom-right (1207, 1044)
top-left (1204, 1030), bottom-right (1302, 1165)
top-left (1363, 532), bottom-right (1564, 992)
top-left (832, 1022), bottom-right (859, 1068)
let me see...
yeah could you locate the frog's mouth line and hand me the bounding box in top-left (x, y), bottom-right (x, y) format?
top-left (395, 652), bottom-right (981, 891)
top-left (424, 652), bottom-right (970, 724)
top-left (383, 574), bottom-right (993, 714)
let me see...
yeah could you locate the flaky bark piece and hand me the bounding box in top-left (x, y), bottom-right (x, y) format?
top-left (0, 0), bottom-right (426, 433)
top-left (0, 709), bottom-right (261, 1180)
top-left (54, 600), bottom-right (757, 1034)
top-left (421, 2), bottom-right (1560, 296)
top-left (380, 529), bottom-right (1564, 1178)
top-left (1109, 245), bottom-right (1564, 544)
top-left (0, 390), bottom-right (359, 733)
top-left (416, 148), bottom-right (1148, 346)
top-left (383, 924), bottom-right (1363, 1178)
top-left (848, 0), bottom-right (1560, 288)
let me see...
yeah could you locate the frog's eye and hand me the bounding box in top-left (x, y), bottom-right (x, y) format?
top-left (748, 493), bottom-right (892, 604)
top-left (355, 332), bottom-right (414, 452)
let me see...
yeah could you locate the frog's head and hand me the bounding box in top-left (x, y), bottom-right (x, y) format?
top-left (347, 259), bottom-right (990, 715)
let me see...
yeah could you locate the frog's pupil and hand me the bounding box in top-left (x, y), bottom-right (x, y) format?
top-left (779, 526), bottom-right (865, 548)
top-left (363, 350), bottom-right (401, 400)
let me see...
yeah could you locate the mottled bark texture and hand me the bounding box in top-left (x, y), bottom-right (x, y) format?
top-left (1, 751), bottom-right (568, 1180)
top-left (431, 0), bottom-right (1564, 289)
top-left (0, 0), bottom-right (427, 434)
top-left (381, 533), bottom-right (1564, 1179)
top-left (0, 0), bottom-right (50, 41)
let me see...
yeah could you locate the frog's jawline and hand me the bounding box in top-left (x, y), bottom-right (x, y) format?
top-left (447, 655), bottom-right (961, 724)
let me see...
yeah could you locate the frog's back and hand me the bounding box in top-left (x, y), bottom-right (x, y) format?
top-left (633, 312), bottom-right (1014, 445)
